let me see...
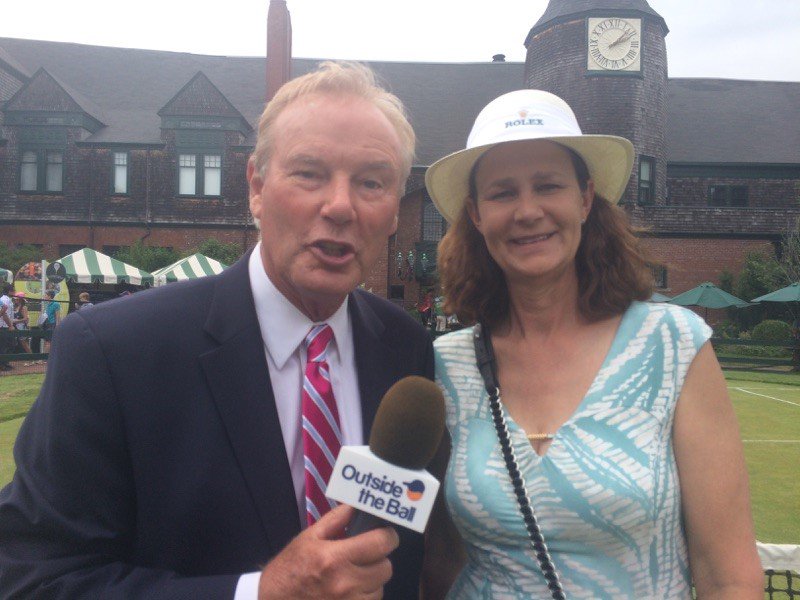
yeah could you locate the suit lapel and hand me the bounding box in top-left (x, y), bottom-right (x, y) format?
top-left (350, 292), bottom-right (402, 440)
top-left (200, 253), bottom-right (300, 554)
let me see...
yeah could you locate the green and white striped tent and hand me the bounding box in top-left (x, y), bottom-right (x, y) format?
top-left (152, 253), bottom-right (227, 285)
top-left (0, 267), bottom-right (12, 282)
top-left (57, 248), bottom-right (154, 286)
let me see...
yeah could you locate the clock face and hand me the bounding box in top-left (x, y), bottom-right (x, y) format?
top-left (587, 17), bottom-right (642, 72)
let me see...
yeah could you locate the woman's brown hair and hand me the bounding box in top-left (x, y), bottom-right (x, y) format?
top-left (437, 147), bottom-right (653, 327)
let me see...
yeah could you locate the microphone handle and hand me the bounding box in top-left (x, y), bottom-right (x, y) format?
top-left (345, 509), bottom-right (395, 537)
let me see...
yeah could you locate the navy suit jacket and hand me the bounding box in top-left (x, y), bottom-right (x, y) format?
top-left (0, 253), bottom-right (434, 599)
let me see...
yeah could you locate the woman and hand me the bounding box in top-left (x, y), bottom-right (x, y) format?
top-left (42, 289), bottom-right (61, 352)
top-left (12, 292), bottom-right (31, 354)
top-left (422, 90), bottom-right (761, 599)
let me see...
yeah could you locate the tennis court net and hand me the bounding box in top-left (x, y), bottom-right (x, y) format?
top-left (760, 542), bottom-right (800, 599)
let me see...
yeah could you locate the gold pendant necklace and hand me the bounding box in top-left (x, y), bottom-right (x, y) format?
top-left (526, 433), bottom-right (555, 441)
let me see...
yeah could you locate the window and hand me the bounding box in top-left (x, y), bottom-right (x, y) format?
top-left (19, 149), bottom-right (64, 193)
top-left (204, 155), bottom-right (221, 196)
top-left (179, 154), bottom-right (196, 195)
top-left (422, 199), bottom-right (446, 242)
top-left (178, 153), bottom-right (222, 197)
top-left (58, 244), bottom-right (84, 257)
top-left (389, 284), bottom-right (405, 308)
top-left (709, 185), bottom-right (748, 207)
top-left (730, 186), bottom-right (748, 207)
top-left (20, 151), bottom-right (37, 191)
top-left (113, 152), bottom-right (128, 194)
top-left (650, 264), bottom-right (668, 288)
top-left (638, 157), bottom-right (654, 205)
top-left (46, 152), bottom-right (63, 192)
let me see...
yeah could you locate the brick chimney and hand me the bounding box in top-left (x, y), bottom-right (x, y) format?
top-left (266, 0), bottom-right (292, 102)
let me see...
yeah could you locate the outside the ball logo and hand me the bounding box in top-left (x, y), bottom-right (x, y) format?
top-left (404, 480), bottom-right (425, 501)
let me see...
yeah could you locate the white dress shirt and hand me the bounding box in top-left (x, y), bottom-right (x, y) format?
top-left (235, 244), bottom-right (364, 599)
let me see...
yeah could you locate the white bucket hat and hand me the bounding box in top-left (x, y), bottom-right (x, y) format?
top-left (425, 89), bottom-right (635, 223)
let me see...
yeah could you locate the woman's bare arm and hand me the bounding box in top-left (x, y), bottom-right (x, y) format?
top-left (673, 342), bottom-right (763, 599)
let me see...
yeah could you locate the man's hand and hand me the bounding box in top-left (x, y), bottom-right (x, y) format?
top-left (258, 504), bottom-right (399, 599)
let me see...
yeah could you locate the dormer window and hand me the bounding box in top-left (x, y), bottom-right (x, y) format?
top-left (20, 149), bottom-right (63, 193)
top-left (178, 153), bottom-right (221, 197)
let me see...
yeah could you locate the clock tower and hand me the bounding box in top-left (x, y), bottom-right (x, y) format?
top-left (524, 0), bottom-right (668, 206)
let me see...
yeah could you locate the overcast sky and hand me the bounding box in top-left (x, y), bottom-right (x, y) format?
top-left (2, 0), bottom-right (799, 81)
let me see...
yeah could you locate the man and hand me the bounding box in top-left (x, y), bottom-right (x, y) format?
top-left (0, 282), bottom-right (13, 370)
top-left (0, 62), bottom-right (433, 599)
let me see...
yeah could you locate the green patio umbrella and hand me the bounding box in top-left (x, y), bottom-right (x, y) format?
top-left (668, 282), bottom-right (750, 318)
top-left (751, 282), bottom-right (800, 303)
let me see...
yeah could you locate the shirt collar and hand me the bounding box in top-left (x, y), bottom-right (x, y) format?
top-left (248, 242), bottom-right (351, 369)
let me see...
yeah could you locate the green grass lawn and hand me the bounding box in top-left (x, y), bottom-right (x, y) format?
top-left (0, 417), bottom-right (24, 486)
top-left (0, 373), bottom-right (44, 423)
top-left (728, 382), bottom-right (800, 543)
top-left (0, 373), bottom-right (42, 486)
top-left (1, 371), bottom-right (798, 546)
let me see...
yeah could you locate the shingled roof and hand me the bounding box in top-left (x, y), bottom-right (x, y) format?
top-left (5, 67), bottom-right (107, 128)
top-left (0, 44), bottom-right (29, 81)
top-left (667, 78), bottom-right (800, 164)
top-left (526, 0), bottom-right (668, 43)
top-left (291, 59), bottom-right (526, 165)
top-left (0, 37), bottom-right (798, 167)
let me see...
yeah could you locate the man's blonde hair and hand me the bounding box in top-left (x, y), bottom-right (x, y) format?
top-left (252, 61), bottom-right (415, 191)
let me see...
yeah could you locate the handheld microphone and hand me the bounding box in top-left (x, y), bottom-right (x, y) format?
top-left (324, 376), bottom-right (445, 536)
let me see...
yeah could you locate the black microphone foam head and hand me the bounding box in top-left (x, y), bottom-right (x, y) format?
top-left (368, 376), bottom-right (445, 470)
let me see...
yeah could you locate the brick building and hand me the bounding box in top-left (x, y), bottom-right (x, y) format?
top-left (1, 0), bottom-right (799, 309)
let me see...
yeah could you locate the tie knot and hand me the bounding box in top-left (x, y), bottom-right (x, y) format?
top-left (305, 324), bottom-right (333, 363)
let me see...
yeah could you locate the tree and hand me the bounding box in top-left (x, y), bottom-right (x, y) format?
top-left (192, 239), bottom-right (243, 266)
top-left (0, 244), bottom-right (46, 275)
top-left (718, 270), bottom-right (735, 294)
top-left (734, 252), bottom-right (784, 302)
top-left (733, 251), bottom-right (790, 330)
top-left (778, 216), bottom-right (800, 285)
top-left (113, 242), bottom-right (180, 273)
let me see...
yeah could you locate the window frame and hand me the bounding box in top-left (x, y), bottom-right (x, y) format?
top-left (637, 156), bottom-right (654, 205)
top-left (58, 244), bottom-right (84, 258)
top-left (421, 196), bottom-right (446, 242)
top-left (20, 150), bottom-right (38, 192)
top-left (708, 184), bottom-right (749, 208)
top-left (649, 264), bottom-right (668, 289)
top-left (177, 152), bottom-right (223, 198)
top-left (19, 147), bottom-right (65, 194)
top-left (111, 151), bottom-right (130, 195)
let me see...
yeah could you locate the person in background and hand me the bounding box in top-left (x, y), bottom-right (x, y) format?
top-left (0, 61), bottom-right (433, 600)
top-left (433, 296), bottom-right (447, 333)
top-left (75, 291), bottom-right (94, 310)
top-left (0, 283), bottom-right (13, 370)
top-left (40, 289), bottom-right (61, 354)
top-left (12, 292), bottom-right (31, 354)
top-left (417, 289), bottom-right (434, 327)
top-left (422, 89), bottom-right (762, 599)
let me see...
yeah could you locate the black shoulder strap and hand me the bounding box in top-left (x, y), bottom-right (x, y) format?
top-left (473, 322), bottom-right (499, 394)
top-left (471, 321), bottom-right (566, 600)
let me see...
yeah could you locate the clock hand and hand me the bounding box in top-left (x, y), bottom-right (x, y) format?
top-left (609, 30), bottom-right (635, 48)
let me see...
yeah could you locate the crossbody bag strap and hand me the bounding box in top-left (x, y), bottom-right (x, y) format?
top-left (473, 323), bottom-right (566, 600)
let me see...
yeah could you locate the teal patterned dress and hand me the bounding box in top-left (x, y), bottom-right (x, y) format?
top-left (434, 301), bottom-right (712, 599)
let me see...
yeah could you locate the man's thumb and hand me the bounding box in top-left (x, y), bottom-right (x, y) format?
top-left (311, 504), bottom-right (354, 540)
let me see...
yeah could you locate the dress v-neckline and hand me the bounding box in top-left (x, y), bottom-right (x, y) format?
top-left (496, 302), bottom-right (636, 459)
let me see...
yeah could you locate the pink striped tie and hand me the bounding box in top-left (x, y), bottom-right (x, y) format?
top-left (302, 324), bottom-right (342, 526)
